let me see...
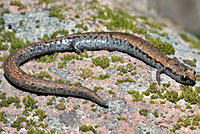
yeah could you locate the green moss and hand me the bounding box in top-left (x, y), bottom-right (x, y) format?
top-left (91, 108), bottom-right (96, 112)
top-left (82, 100), bottom-right (88, 104)
top-left (1, 8), bottom-right (10, 16)
top-left (50, 29), bottom-right (69, 38)
top-left (47, 97), bottom-right (66, 110)
top-left (22, 108), bottom-right (30, 116)
top-left (162, 82), bottom-right (171, 88)
top-left (180, 108), bottom-right (186, 112)
top-left (22, 96), bottom-right (38, 111)
top-left (163, 89), bottom-right (179, 104)
top-left (37, 0), bottom-right (58, 8)
top-left (183, 59), bottom-right (196, 67)
top-left (32, 71), bottom-right (52, 80)
top-left (11, 111), bottom-right (50, 132)
top-left (142, 82), bottom-right (184, 105)
top-left (0, 39), bottom-right (9, 50)
top-left (79, 125), bottom-right (97, 133)
top-left (143, 82), bottom-right (161, 96)
top-left (59, 97), bottom-right (66, 103)
top-left (0, 92), bottom-right (6, 100)
top-left (50, 129), bottom-right (56, 134)
top-left (8, 96), bottom-right (21, 108)
top-left (49, 7), bottom-right (65, 21)
top-left (56, 78), bottom-right (65, 83)
top-left (0, 30), bottom-right (30, 53)
top-left (94, 5), bottom-right (166, 35)
top-left (65, 80), bottom-right (70, 83)
top-left (79, 49), bottom-right (89, 59)
top-left (46, 96), bottom-right (56, 106)
top-left (190, 109), bottom-right (195, 113)
top-left (95, 5), bottom-right (144, 33)
top-left (139, 109), bottom-right (150, 116)
top-left (131, 71), bottom-right (137, 76)
top-left (10, 0), bottom-right (22, 6)
top-left (27, 128), bottom-right (47, 134)
top-left (74, 81), bottom-right (82, 86)
top-left (90, 104), bottom-right (95, 107)
top-left (0, 111), bottom-right (8, 124)
top-left (195, 86), bottom-right (200, 93)
top-left (55, 103), bottom-right (66, 110)
top-left (0, 92), bottom-right (21, 108)
top-left (196, 73), bottom-right (200, 81)
top-left (20, 12), bottom-right (26, 15)
top-left (116, 63), bottom-right (136, 75)
top-left (143, 20), bottom-right (164, 30)
top-left (180, 33), bottom-right (200, 49)
top-left (60, 53), bottom-right (79, 61)
top-left (116, 77), bottom-right (135, 85)
top-left (181, 116), bottom-right (191, 127)
top-left (160, 100), bottom-right (166, 104)
top-left (117, 116), bottom-right (125, 120)
top-left (150, 99), bottom-right (158, 104)
top-left (33, 52), bottom-right (58, 63)
top-left (108, 90), bottom-right (115, 94)
top-left (87, 0), bottom-right (99, 5)
top-left (75, 23), bottom-right (88, 31)
top-left (152, 111), bottom-right (159, 118)
top-left (174, 104), bottom-right (179, 109)
top-left (186, 103), bottom-right (192, 109)
top-left (10, 0), bottom-right (27, 10)
top-left (96, 73), bottom-right (110, 80)
top-left (190, 125), bottom-right (197, 130)
top-left (111, 56), bottom-right (124, 63)
top-left (192, 113), bottom-right (200, 126)
top-left (145, 34), bottom-right (175, 55)
top-left (19, 20), bottom-right (24, 27)
top-left (128, 90), bottom-right (143, 102)
top-left (11, 116), bottom-right (27, 131)
top-left (39, 34), bottom-right (49, 41)
top-left (150, 94), bottom-right (158, 99)
top-left (58, 61), bottom-right (66, 68)
top-left (177, 116), bottom-right (185, 122)
top-left (170, 123), bottom-right (181, 132)
top-left (81, 68), bottom-right (93, 79)
top-left (33, 109), bottom-right (47, 121)
top-left (92, 56), bottom-right (110, 69)
top-left (149, 29), bottom-right (169, 37)
top-left (93, 86), bottom-right (103, 92)
top-left (179, 85), bottom-right (200, 106)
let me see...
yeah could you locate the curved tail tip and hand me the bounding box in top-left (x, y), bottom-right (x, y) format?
top-left (99, 102), bottom-right (109, 108)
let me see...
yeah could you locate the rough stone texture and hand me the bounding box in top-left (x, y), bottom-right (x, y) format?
top-left (152, 0), bottom-right (200, 34)
top-left (59, 111), bottom-right (80, 127)
top-left (0, 0), bottom-right (199, 134)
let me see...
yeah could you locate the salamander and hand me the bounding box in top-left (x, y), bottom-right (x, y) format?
top-left (3, 32), bottom-right (196, 107)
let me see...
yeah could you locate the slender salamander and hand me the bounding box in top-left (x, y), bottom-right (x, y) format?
top-left (3, 32), bottom-right (196, 107)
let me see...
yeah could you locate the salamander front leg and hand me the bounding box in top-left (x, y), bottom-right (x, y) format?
top-left (70, 41), bottom-right (82, 54)
top-left (156, 68), bottom-right (165, 85)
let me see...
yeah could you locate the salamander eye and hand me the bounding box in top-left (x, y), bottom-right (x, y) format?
top-left (181, 75), bottom-right (189, 81)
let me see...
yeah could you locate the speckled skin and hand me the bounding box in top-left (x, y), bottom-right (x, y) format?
top-left (3, 32), bottom-right (196, 107)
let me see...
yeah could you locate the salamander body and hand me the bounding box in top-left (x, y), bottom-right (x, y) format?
top-left (3, 32), bottom-right (196, 107)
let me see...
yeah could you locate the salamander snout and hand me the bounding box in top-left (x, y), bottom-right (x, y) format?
top-left (179, 69), bottom-right (196, 86)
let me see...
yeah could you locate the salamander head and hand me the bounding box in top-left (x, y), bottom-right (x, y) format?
top-left (166, 57), bottom-right (196, 86)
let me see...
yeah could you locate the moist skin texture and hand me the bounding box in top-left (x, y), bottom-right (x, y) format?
top-left (3, 32), bottom-right (196, 107)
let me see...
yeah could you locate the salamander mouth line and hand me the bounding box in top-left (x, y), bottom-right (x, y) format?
top-left (3, 32), bottom-right (196, 107)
